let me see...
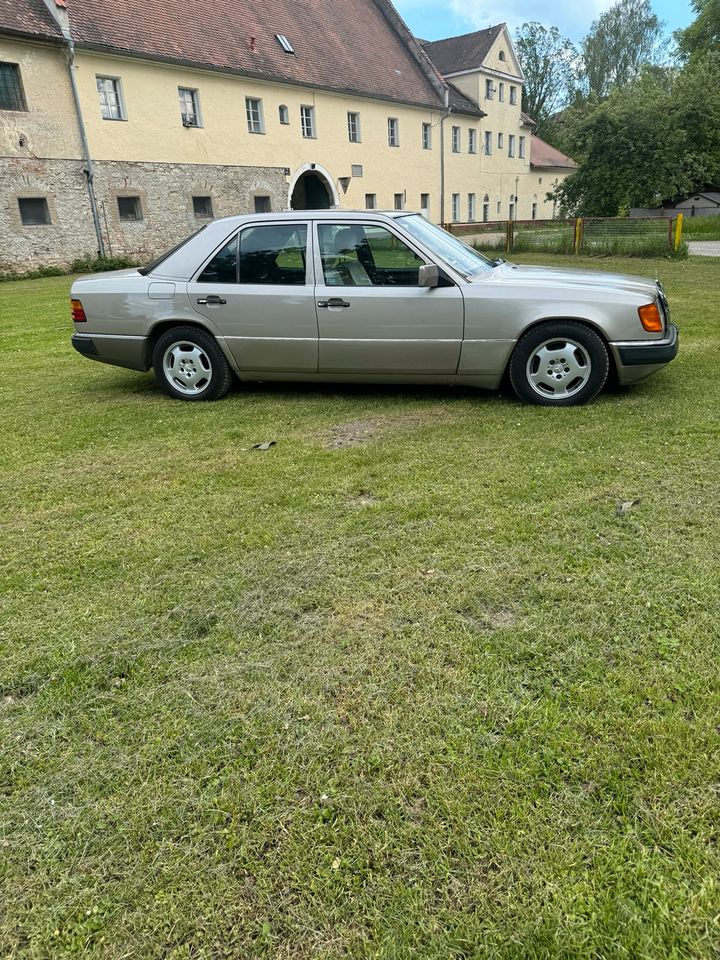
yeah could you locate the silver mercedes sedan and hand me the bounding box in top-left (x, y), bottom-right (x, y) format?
top-left (70, 211), bottom-right (678, 406)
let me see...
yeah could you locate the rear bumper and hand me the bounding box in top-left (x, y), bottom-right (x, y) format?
top-left (610, 324), bottom-right (679, 384)
top-left (71, 333), bottom-right (149, 372)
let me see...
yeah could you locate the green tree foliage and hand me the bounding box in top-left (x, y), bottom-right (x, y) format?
top-left (582, 0), bottom-right (665, 97)
top-left (514, 22), bottom-right (577, 134)
top-left (676, 0), bottom-right (720, 60)
top-left (553, 55), bottom-right (720, 215)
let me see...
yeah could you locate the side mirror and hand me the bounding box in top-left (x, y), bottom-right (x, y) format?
top-left (418, 263), bottom-right (439, 288)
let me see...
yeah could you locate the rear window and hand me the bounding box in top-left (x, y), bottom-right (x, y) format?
top-left (138, 225), bottom-right (207, 276)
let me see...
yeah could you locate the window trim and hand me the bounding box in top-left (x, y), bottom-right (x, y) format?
top-left (510, 85), bottom-right (517, 106)
top-left (484, 131), bottom-right (492, 155)
top-left (18, 197), bottom-right (51, 226)
top-left (422, 122), bottom-right (432, 150)
top-left (117, 195), bottom-right (143, 222)
top-left (388, 117), bottom-right (399, 148)
top-left (0, 61), bottom-right (28, 112)
top-left (96, 75), bottom-right (126, 121)
top-left (519, 135), bottom-right (526, 159)
top-left (347, 111), bottom-right (361, 143)
top-left (451, 125), bottom-right (461, 153)
top-left (192, 195), bottom-right (214, 219)
top-left (178, 86), bottom-right (202, 128)
top-left (365, 193), bottom-right (377, 210)
top-left (451, 193), bottom-right (460, 223)
top-left (278, 104), bottom-right (289, 124)
top-left (245, 96), bottom-right (265, 135)
top-left (468, 129), bottom-right (477, 154)
top-left (300, 104), bottom-right (316, 139)
top-left (508, 134), bottom-right (515, 158)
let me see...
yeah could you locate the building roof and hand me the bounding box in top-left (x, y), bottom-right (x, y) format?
top-left (530, 135), bottom-right (577, 170)
top-left (0, 0), bottom-right (453, 109)
top-left (447, 81), bottom-right (485, 117)
top-left (421, 24), bottom-right (504, 75)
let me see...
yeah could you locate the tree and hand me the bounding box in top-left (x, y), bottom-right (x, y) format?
top-left (676, 0), bottom-right (720, 60)
top-left (552, 55), bottom-right (720, 215)
top-left (514, 22), bottom-right (577, 135)
top-left (582, 0), bottom-right (665, 98)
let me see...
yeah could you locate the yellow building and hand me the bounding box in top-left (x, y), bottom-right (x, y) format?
top-left (0, 0), bottom-right (575, 270)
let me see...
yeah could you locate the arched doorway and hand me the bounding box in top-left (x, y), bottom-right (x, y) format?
top-left (288, 163), bottom-right (339, 210)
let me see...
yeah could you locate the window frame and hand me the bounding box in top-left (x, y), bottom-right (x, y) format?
top-left (178, 86), bottom-right (202, 128)
top-left (365, 193), bottom-right (377, 210)
top-left (468, 193), bottom-right (476, 222)
top-left (278, 104), bottom-right (289, 124)
top-left (498, 82), bottom-right (505, 102)
top-left (18, 197), bottom-right (51, 226)
top-left (96, 75), bottom-right (126, 121)
top-left (300, 104), bottom-right (316, 139)
top-left (484, 131), bottom-right (492, 155)
top-left (451, 126), bottom-right (461, 153)
top-left (510, 86), bottom-right (517, 105)
top-left (498, 132), bottom-right (504, 150)
top-left (451, 193), bottom-right (460, 223)
top-left (422, 122), bottom-right (432, 150)
top-left (394, 192), bottom-right (405, 210)
top-left (245, 96), bottom-right (265, 134)
top-left (388, 117), bottom-right (399, 148)
top-left (508, 134), bottom-right (515, 158)
top-left (117, 195), bottom-right (143, 222)
top-left (519, 136), bottom-right (526, 159)
top-left (485, 79), bottom-right (494, 100)
top-left (192, 195), bottom-right (214, 219)
top-left (347, 111), bottom-right (361, 143)
top-left (0, 62), bottom-right (28, 111)
top-left (468, 129), bottom-right (477, 154)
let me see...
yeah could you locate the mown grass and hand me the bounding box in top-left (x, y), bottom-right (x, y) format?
top-left (1, 255), bottom-right (719, 958)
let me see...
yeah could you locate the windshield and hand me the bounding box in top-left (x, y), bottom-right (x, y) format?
top-left (397, 215), bottom-right (493, 277)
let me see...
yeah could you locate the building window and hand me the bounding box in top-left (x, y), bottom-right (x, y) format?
top-left (420, 193), bottom-right (430, 214)
top-left (468, 193), bottom-right (476, 221)
top-left (468, 129), bottom-right (477, 154)
top-left (300, 105), bottom-right (316, 138)
top-left (498, 82), bottom-right (505, 102)
top-left (0, 62), bottom-right (27, 111)
top-left (278, 104), bottom-right (289, 124)
top-left (485, 79), bottom-right (494, 99)
top-left (351, 164), bottom-right (363, 177)
top-left (532, 202), bottom-right (538, 220)
top-left (499, 50), bottom-right (506, 61)
top-left (509, 200), bottom-right (515, 220)
top-left (482, 196), bottom-right (490, 222)
top-left (388, 117), bottom-right (399, 147)
top-left (484, 131), bottom-right (492, 155)
top-left (347, 111), bottom-right (361, 143)
top-left (254, 196), bottom-right (271, 213)
top-left (193, 195), bottom-right (213, 219)
top-left (508, 134), bottom-right (515, 157)
top-left (18, 197), bottom-right (50, 225)
top-left (497, 200), bottom-right (501, 215)
top-left (510, 86), bottom-right (517, 105)
top-left (365, 193), bottom-right (377, 209)
top-left (498, 132), bottom-right (504, 150)
top-left (451, 193), bottom-right (460, 222)
top-left (394, 192), bottom-right (404, 210)
top-left (96, 76), bottom-right (125, 120)
top-left (117, 196), bottom-right (142, 221)
top-left (275, 34), bottom-right (295, 54)
top-left (519, 136), bottom-right (526, 159)
top-left (451, 126), bottom-right (461, 152)
top-left (422, 122), bottom-right (432, 150)
top-left (178, 87), bottom-right (201, 127)
top-left (246, 97), bottom-right (265, 134)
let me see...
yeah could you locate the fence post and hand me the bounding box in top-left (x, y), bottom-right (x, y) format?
top-left (674, 213), bottom-right (684, 252)
top-left (506, 220), bottom-right (513, 253)
top-left (574, 218), bottom-right (584, 255)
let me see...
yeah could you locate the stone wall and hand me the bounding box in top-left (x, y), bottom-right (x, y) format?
top-left (0, 157), bottom-right (287, 272)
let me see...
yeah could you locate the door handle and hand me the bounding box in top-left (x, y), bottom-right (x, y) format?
top-left (196, 295), bottom-right (227, 305)
top-left (317, 298), bottom-right (350, 308)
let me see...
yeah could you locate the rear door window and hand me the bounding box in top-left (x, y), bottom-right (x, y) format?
top-left (198, 224), bottom-right (309, 285)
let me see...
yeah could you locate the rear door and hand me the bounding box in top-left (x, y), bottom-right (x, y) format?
top-left (189, 220), bottom-right (318, 372)
top-left (313, 220), bottom-right (464, 375)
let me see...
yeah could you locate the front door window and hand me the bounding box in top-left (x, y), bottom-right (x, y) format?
top-left (317, 223), bottom-right (424, 287)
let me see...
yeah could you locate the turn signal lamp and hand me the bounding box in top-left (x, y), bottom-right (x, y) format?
top-left (71, 299), bottom-right (87, 322)
top-left (638, 302), bottom-right (663, 332)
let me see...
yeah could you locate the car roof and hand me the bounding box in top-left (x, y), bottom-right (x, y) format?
top-left (211, 210), bottom-right (417, 226)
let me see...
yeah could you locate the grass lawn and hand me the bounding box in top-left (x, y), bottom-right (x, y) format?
top-left (2, 254), bottom-right (719, 958)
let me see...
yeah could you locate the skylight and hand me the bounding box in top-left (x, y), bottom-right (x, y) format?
top-left (276, 34), bottom-right (295, 54)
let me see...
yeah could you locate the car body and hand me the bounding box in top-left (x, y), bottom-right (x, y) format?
top-left (70, 210), bottom-right (678, 405)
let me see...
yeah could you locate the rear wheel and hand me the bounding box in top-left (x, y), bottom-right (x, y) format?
top-left (152, 326), bottom-right (232, 401)
top-left (509, 320), bottom-right (609, 406)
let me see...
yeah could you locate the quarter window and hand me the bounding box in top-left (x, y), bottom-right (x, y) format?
top-left (18, 197), bottom-right (50, 225)
top-left (178, 87), bottom-right (201, 127)
top-left (117, 196), bottom-right (142, 221)
top-left (246, 97), bottom-right (265, 134)
top-left (300, 105), bottom-right (316, 138)
top-left (96, 76), bottom-right (125, 120)
top-left (198, 224), bottom-right (308, 285)
top-left (347, 111), bottom-right (361, 143)
top-left (0, 62), bottom-right (27, 111)
top-left (388, 117), bottom-right (399, 147)
top-left (192, 195), bottom-right (213, 218)
top-left (318, 223), bottom-right (425, 287)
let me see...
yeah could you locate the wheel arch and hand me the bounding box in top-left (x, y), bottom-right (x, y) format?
top-left (504, 315), bottom-right (619, 381)
top-left (144, 318), bottom-right (236, 372)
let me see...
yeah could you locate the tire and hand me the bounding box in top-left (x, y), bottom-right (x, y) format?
top-left (152, 326), bottom-right (233, 401)
top-left (509, 320), bottom-right (609, 407)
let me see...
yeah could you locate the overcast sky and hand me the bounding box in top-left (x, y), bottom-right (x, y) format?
top-left (396, 0), bottom-right (694, 44)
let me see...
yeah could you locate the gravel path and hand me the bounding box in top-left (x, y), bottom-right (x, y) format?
top-left (687, 241), bottom-right (720, 256)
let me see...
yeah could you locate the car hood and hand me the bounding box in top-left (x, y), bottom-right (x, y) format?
top-left (483, 262), bottom-right (659, 299)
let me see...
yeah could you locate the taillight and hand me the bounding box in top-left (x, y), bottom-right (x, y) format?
top-left (638, 302), bottom-right (663, 333)
top-left (71, 299), bottom-right (87, 322)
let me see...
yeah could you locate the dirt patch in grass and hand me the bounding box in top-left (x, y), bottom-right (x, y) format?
top-left (326, 411), bottom-right (447, 449)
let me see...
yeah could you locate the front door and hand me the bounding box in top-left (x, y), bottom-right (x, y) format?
top-left (313, 221), bottom-right (464, 375)
top-left (189, 221), bottom-right (318, 372)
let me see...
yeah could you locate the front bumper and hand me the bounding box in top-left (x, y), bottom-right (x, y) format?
top-left (71, 333), bottom-right (149, 372)
top-left (610, 323), bottom-right (679, 384)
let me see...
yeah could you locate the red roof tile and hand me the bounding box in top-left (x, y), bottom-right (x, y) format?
top-left (530, 135), bottom-right (577, 170)
top-left (0, 0), bottom-right (63, 40)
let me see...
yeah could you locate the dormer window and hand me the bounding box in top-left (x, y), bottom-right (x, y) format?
top-left (276, 34), bottom-right (295, 54)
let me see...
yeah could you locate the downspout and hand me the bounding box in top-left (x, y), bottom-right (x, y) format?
top-left (439, 89), bottom-right (450, 226)
top-left (65, 39), bottom-right (105, 257)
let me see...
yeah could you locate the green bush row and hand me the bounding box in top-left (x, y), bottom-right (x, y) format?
top-left (0, 255), bottom-right (138, 283)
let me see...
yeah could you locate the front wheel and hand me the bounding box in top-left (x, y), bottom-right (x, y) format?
top-left (152, 326), bottom-right (233, 401)
top-left (509, 321), bottom-right (609, 406)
